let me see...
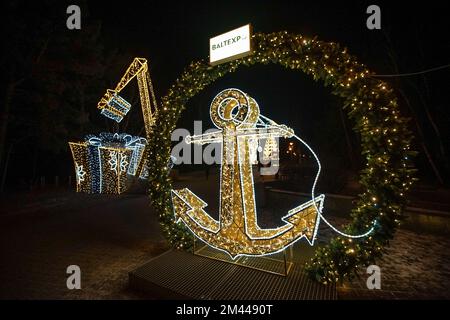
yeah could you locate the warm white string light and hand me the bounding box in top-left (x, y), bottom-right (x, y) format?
top-left (69, 133), bottom-right (148, 193)
top-left (172, 88), bottom-right (374, 260)
top-left (260, 114), bottom-right (376, 239)
top-left (172, 89), bottom-right (324, 259)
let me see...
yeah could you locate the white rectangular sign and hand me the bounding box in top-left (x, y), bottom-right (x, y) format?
top-left (209, 24), bottom-right (252, 66)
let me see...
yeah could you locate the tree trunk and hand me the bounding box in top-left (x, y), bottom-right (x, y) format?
top-left (412, 29), bottom-right (448, 167)
top-left (31, 147), bottom-right (39, 189)
top-left (382, 29), bottom-right (444, 185)
top-left (339, 105), bottom-right (356, 170)
top-left (0, 144), bottom-right (13, 194)
top-left (410, 79), bottom-right (448, 165)
top-left (0, 82), bottom-right (19, 172)
top-left (398, 89), bottom-right (444, 185)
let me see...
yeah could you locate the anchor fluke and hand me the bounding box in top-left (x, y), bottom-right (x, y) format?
top-left (172, 188), bottom-right (220, 232)
top-left (170, 89), bottom-right (328, 258)
top-left (282, 194), bottom-right (325, 244)
top-left (171, 189), bottom-right (192, 222)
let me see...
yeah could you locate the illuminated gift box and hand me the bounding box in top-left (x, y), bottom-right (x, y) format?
top-left (69, 132), bottom-right (147, 194)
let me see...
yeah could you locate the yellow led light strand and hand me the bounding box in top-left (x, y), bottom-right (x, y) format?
top-left (262, 136), bottom-right (278, 162)
top-left (172, 88), bottom-right (325, 258)
top-left (291, 132), bottom-right (376, 239)
top-left (150, 31), bottom-right (415, 283)
top-left (96, 58), bottom-right (158, 180)
top-left (97, 57), bottom-right (157, 137)
top-left (99, 146), bottom-right (132, 194)
top-left (259, 113), bottom-right (376, 239)
top-left (69, 142), bottom-right (93, 193)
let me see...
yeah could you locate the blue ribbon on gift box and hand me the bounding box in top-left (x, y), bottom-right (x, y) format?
top-left (83, 132), bottom-right (147, 193)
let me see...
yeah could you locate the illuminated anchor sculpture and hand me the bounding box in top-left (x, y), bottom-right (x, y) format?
top-left (171, 88), bottom-right (325, 258)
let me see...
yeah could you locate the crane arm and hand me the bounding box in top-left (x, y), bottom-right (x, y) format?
top-left (114, 57), bottom-right (147, 93)
top-left (97, 58), bottom-right (147, 113)
top-left (96, 57), bottom-right (157, 136)
top-left (96, 57), bottom-right (158, 179)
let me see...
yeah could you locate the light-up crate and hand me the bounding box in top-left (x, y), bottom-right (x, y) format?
top-left (100, 93), bottom-right (131, 123)
top-left (69, 142), bottom-right (93, 193)
top-left (98, 146), bottom-right (133, 194)
top-left (69, 133), bottom-right (147, 194)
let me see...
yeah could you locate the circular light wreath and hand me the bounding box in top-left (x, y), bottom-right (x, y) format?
top-left (147, 31), bottom-right (416, 284)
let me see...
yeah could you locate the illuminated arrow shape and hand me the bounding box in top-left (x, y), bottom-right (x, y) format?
top-left (172, 188), bottom-right (220, 233)
top-left (171, 188), bottom-right (325, 259)
top-left (281, 194), bottom-right (325, 245)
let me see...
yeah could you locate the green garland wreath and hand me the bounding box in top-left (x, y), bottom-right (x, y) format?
top-left (147, 31), bottom-right (416, 283)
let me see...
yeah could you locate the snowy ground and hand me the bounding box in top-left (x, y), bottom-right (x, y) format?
top-left (0, 172), bottom-right (449, 299)
top-left (337, 226), bottom-right (450, 299)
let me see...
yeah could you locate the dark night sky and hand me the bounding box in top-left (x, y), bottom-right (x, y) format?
top-left (2, 0), bottom-right (449, 184)
top-left (83, 0), bottom-right (449, 134)
top-left (84, 0), bottom-right (449, 85)
top-left (84, 0), bottom-right (450, 166)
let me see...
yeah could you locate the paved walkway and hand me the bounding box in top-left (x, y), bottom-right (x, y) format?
top-left (0, 193), bottom-right (167, 299)
top-left (336, 225), bottom-right (450, 299)
top-left (1, 177), bottom-right (449, 299)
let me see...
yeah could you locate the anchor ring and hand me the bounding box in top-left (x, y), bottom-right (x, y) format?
top-left (210, 88), bottom-right (260, 129)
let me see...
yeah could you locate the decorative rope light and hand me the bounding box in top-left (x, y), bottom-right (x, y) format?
top-left (147, 31), bottom-right (416, 283)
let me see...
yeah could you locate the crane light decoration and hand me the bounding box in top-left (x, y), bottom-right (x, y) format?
top-left (171, 88), bottom-right (326, 258)
top-left (97, 57), bottom-right (158, 179)
top-left (69, 57), bottom-right (157, 194)
top-left (97, 57), bottom-right (157, 136)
